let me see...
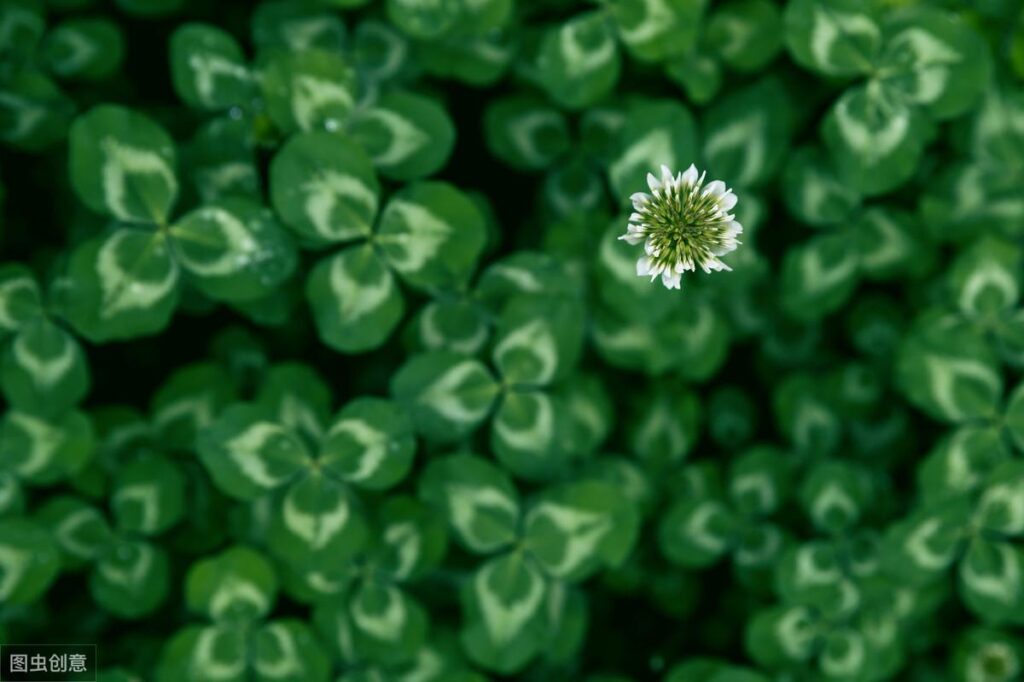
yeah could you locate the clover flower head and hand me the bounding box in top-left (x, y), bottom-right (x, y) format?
top-left (619, 164), bottom-right (743, 290)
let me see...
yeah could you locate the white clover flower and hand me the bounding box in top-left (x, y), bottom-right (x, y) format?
top-left (619, 164), bottom-right (743, 290)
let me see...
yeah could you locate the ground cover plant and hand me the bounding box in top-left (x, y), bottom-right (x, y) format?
top-left (2, 0), bottom-right (1024, 680)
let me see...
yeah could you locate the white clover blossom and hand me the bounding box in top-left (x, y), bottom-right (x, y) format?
top-left (619, 164), bottom-right (743, 290)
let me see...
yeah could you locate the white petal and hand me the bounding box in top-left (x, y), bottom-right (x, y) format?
top-left (719, 191), bottom-right (738, 211)
top-left (636, 257), bottom-right (653, 276)
top-left (662, 270), bottom-right (682, 289)
top-left (707, 257), bottom-right (732, 273)
top-left (629, 212), bottom-right (644, 223)
top-left (660, 164), bottom-right (674, 186)
top-left (647, 172), bottom-right (662, 193)
top-left (630, 192), bottom-right (650, 210)
top-left (704, 179), bottom-right (726, 198)
top-left (725, 220), bottom-right (743, 238)
top-left (619, 233), bottom-right (644, 245)
top-left (681, 164), bottom-right (699, 185)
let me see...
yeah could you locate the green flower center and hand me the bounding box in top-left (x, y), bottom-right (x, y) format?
top-left (639, 182), bottom-right (733, 271)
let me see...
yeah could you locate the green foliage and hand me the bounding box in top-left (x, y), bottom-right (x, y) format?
top-left (1, 0), bottom-right (1022, 680)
